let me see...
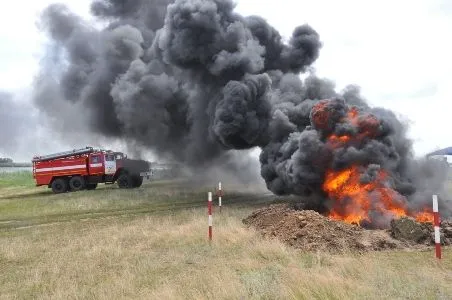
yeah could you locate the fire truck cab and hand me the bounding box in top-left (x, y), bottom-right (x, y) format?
top-left (32, 147), bottom-right (153, 194)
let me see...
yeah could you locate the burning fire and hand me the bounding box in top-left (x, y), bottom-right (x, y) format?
top-left (312, 101), bottom-right (434, 226)
top-left (414, 210), bottom-right (434, 223)
top-left (322, 165), bottom-right (432, 226)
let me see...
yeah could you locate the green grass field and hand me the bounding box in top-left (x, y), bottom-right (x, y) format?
top-left (1, 171), bottom-right (452, 299)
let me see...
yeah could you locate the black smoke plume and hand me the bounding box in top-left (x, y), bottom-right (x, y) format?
top-left (33, 0), bottom-right (451, 223)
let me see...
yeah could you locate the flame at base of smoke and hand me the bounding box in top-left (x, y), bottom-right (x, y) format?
top-left (323, 163), bottom-right (434, 228)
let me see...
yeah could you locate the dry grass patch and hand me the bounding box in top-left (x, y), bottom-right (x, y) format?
top-left (1, 206), bottom-right (452, 299)
top-left (1, 174), bottom-right (451, 299)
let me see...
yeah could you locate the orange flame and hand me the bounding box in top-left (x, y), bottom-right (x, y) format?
top-left (415, 211), bottom-right (434, 223)
top-left (323, 166), bottom-right (408, 225)
top-left (327, 135), bottom-right (351, 149)
top-left (346, 107), bottom-right (359, 126)
top-left (319, 103), bottom-right (434, 226)
top-left (324, 165), bottom-right (434, 225)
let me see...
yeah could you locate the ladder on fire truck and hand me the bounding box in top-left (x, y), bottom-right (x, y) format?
top-left (32, 147), bottom-right (95, 162)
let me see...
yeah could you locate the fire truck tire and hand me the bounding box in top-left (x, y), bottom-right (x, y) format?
top-left (51, 178), bottom-right (68, 194)
top-left (69, 176), bottom-right (86, 191)
top-left (132, 175), bottom-right (143, 188)
top-left (86, 183), bottom-right (98, 190)
top-left (117, 173), bottom-right (132, 189)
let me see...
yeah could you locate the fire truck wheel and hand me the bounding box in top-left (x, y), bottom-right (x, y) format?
top-left (51, 178), bottom-right (68, 194)
top-left (69, 176), bottom-right (86, 191)
top-left (86, 183), bottom-right (98, 190)
top-left (117, 173), bottom-right (132, 189)
top-left (132, 175), bottom-right (143, 188)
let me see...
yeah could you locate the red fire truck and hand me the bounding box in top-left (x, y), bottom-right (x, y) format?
top-left (32, 147), bottom-right (153, 194)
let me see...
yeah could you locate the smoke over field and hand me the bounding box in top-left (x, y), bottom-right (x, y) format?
top-left (32, 0), bottom-right (451, 226)
top-left (0, 91), bottom-right (53, 157)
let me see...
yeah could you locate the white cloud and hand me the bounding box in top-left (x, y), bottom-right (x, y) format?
top-left (0, 0), bottom-right (92, 90)
top-left (0, 0), bottom-right (450, 159)
top-left (235, 0), bottom-right (452, 156)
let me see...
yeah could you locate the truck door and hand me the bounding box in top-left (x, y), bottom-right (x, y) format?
top-left (104, 154), bottom-right (116, 175)
top-left (89, 153), bottom-right (104, 175)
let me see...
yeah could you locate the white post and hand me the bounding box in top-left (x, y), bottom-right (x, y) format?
top-left (208, 192), bottom-right (212, 241)
top-left (433, 195), bottom-right (441, 259)
top-left (218, 181), bottom-right (222, 212)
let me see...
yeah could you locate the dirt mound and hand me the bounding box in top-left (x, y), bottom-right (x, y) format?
top-left (390, 217), bottom-right (432, 243)
top-left (390, 217), bottom-right (452, 245)
top-left (243, 204), bottom-right (452, 253)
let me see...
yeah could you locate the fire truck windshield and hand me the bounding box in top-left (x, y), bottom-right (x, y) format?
top-left (105, 154), bottom-right (115, 161)
top-left (113, 153), bottom-right (124, 160)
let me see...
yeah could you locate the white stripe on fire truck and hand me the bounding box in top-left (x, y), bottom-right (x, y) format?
top-left (89, 163), bottom-right (103, 168)
top-left (35, 164), bottom-right (87, 173)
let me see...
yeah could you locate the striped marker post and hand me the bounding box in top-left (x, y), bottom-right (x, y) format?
top-left (433, 195), bottom-right (441, 259)
top-left (218, 182), bottom-right (223, 212)
top-left (208, 192), bottom-right (213, 242)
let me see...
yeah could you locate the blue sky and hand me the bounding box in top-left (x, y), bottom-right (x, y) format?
top-left (0, 0), bottom-right (451, 160)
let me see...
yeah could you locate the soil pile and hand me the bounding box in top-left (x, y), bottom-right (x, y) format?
top-left (390, 217), bottom-right (452, 245)
top-left (243, 204), bottom-right (452, 252)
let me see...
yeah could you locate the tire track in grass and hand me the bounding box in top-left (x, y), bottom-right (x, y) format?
top-left (0, 193), bottom-right (282, 230)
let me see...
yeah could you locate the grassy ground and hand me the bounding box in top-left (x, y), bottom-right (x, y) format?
top-left (1, 171), bottom-right (452, 299)
top-left (0, 171), bottom-right (34, 188)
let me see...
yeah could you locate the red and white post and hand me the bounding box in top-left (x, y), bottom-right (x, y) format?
top-left (218, 182), bottom-right (222, 212)
top-left (208, 192), bottom-right (213, 242)
top-left (433, 194), bottom-right (441, 259)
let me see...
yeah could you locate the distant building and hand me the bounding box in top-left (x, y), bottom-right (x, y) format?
top-left (426, 147), bottom-right (452, 166)
top-left (0, 158), bottom-right (31, 167)
top-left (426, 148), bottom-right (452, 181)
top-left (0, 158), bottom-right (13, 164)
top-left (149, 161), bottom-right (185, 179)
